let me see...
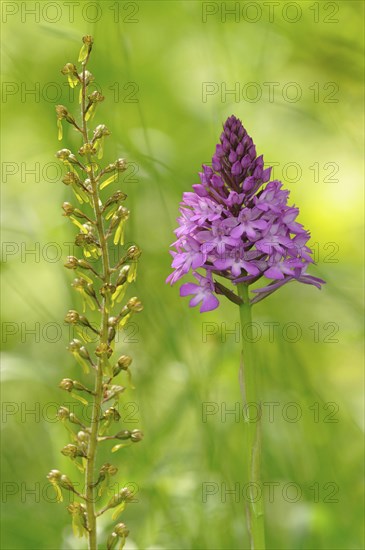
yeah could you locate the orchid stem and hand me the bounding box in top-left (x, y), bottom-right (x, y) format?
top-left (237, 283), bottom-right (265, 550)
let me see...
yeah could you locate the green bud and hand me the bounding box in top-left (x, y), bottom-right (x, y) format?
top-left (114, 523), bottom-right (129, 538)
top-left (64, 256), bottom-right (79, 269)
top-left (119, 355), bottom-right (133, 369)
top-left (93, 124), bottom-right (110, 140)
top-left (47, 469), bottom-right (61, 483)
top-left (127, 245), bottom-right (141, 260)
top-left (102, 463), bottom-right (118, 476)
top-left (100, 283), bottom-right (117, 297)
top-left (106, 487), bottom-right (133, 509)
top-left (79, 143), bottom-right (96, 157)
top-left (130, 429), bottom-right (144, 443)
top-left (77, 430), bottom-right (89, 443)
top-left (95, 343), bottom-right (113, 358)
top-left (103, 407), bottom-right (121, 422)
top-left (61, 63), bottom-right (78, 75)
top-left (68, 338), bottom-right (82, 353)
top-left (62, 172), bottom-right (80, 186)
top-left (127, 297), bottom-right (143, 312)
top-left (116, 266), bottom-right (130, 286)
top-left (57, 406), bottom-right (70, 420)
top-left (88, 90), bottom-right (104, 104)
top-left (59, 474), bottom-right (76, 492)
top-left (62, 202), bottom-right (75, 216)
top-left (115, 159), bottom-right (127, 172)
top-left (61, 444), bottom-right (81, 458)
top-left (56, 148), bottom-right (71, 160)
top-left (59, 378), bottom-right (74, 392)
top-left (108, 327), bottom-right (116, 343)
top-left (64, 310), bottom-right (79, 324)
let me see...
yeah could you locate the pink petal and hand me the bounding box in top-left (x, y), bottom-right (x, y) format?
top-left (180, 283), bottom-right (199, 296)
top-left (200, 294), bottom-right (219, 312)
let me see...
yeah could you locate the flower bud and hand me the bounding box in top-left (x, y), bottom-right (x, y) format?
top-left (64, 310), bottom-right (79, 325)
top-left (83, 35), bottom-right (93, 47)
top-left (64, 256), bottom-right (79, 269)
top-left (59, 474), bottom-right (76, 492)
top-left (115, 158), bottom-right (127, 172)
top-left (127, 245), bottom-right (141, 260)
top-left (95, 343), bottom-right (113, 358)
top-left (79, 143), bottom-right (97, 156)
top-left (130, 429), bottom-right (144, 443)
top-left (106, 487), bottom-right (133, 509)
top-left (117, 355), bottom-right (132, 370)
top-left (108, 327), bottom-right (116, 343)
top-left (59, 378), bottom-right (74, 392)
top-left (61, 444), bottom-right (81, 458)
top-left (56, 105), bottom-right (68, 118)
top-left (103, 407), bottom-right (121, 422)
top-left (57, 406), bottom-right (70, 420)
top-left (47, 469), bottom-right (61, 483)
top-left (77, 430), bottom-right (89, 443)
top-left (69, 413), bottom-right (84, 426)
top-left (61, 63), bottom-right (78, 75)
top-left (56, 149), bottom-right (71, 160)
top-left (88, 90), bottom-right (104, 104)
top-left (100, 283), bottom-right (116, 297)
top-left (116, 266), bottom-right (130, 286)
top-left (103, 385), bottom-right (125, 401)
top-left (114, 523), bottom-right (129, 538)
top-left (104, 191), bottom-right (127, 209)
top-left (62, 202), bottom-right (75, 216)
top-left (62, 172), bottom-right (80, 186)
top-left (113, 356), bottom-right (132, 378)
top-left (127, 297), bottom-right (143, 312)
top-left (93, 124), bottom-right (110, 140)
top-left (68, 338), bottom-right (82, 353)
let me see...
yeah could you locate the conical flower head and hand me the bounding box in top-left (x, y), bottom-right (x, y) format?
top-left (167, 115), bottom-right (325, 312)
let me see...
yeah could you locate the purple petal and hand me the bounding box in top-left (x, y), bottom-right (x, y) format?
top-left (180, 283), bottom-right (199, 297)
top-left (232, 161), bottom-right (242, 176)
top-left (265, 266), bottom-right (285, 279)
top-left (200, 293), bottom-right (219, 312)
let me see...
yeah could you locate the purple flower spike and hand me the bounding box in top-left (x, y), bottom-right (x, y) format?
top-left (167, 115), bottom-right (325, 311)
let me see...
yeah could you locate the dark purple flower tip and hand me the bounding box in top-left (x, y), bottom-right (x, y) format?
top-left (262, 167), bottom-right (272, 182)
top-left (232, 161), bottom-right (242, 176)
top-left (229, 150), bottom-right (237, 163)
top-left (215, 144), bottom-right (225, 158)
top-left (192, 184), bottom-right (208, 197)
top-left (212, 155), bottom-right (221, 171)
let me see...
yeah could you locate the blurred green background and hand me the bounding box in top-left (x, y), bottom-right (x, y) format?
top-left (1, 1), bottom-right (364, 549)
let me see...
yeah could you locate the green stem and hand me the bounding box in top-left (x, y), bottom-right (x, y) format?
top-left (80, 55), bottom-right (111, 550)
top-left (237, 283), bottom-right (265, 550)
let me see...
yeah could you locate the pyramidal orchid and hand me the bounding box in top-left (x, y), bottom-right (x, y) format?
top-left (167, 115), bottom-right (325, 549)
top-left (167, 115), bottom-right (324, 311)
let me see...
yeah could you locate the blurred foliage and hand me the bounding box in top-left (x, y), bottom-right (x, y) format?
top-left (1, 1), bottom-right (364, 549)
